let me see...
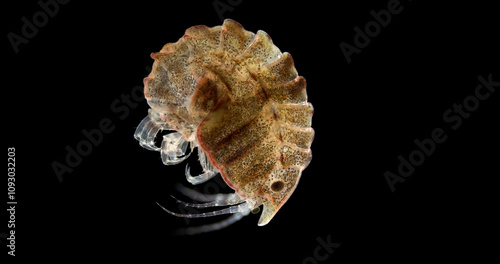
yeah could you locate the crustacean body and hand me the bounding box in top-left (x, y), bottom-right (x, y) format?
top-left (134, 19), bottom-right (313, 234)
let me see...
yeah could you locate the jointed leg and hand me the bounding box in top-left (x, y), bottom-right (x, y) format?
top-left (185, 164), bottom-right (218, 185)
top-left (161, 132), bottom-right (191, 165)
top-left (134, 115), bottom-right (162, 151)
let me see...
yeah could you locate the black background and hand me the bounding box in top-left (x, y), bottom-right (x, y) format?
top-left (3, 0), bottom-right (499, 262)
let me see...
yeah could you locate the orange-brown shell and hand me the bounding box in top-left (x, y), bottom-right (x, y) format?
top-left (144, 19), bottom-right (313, 225)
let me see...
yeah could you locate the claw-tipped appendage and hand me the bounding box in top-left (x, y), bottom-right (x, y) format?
top-left (134, 109), bottom-right (174, 152)
top-left (161, 132), bottom-right (191, 165)
top-left (134, 115), bottom-right (161, 151)
top-left (135, 111), bottom-right (192, 165)
top-left (184, 148), bottom-right (219, 185)
top-left (185, 164), bottom-right (218, 185)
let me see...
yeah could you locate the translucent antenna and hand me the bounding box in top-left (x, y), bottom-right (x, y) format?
top-left (173, 211), bottom-right (250, 235)
top-left (174, 183), bottom-right (236, 203)
top-left (170, 194), bottom-right (243, 208)
top-left (156, 201), bottom-right (250, 218)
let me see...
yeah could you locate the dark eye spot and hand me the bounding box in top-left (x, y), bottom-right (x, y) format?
top-left (270, 181), bottom-right (285, 192)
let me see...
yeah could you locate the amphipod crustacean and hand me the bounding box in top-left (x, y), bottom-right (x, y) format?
top-left (134, 19), bottom-right (314, 234)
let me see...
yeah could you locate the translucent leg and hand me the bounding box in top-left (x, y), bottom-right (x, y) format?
top-left (134, 115), bottom-right (162, 151)
top-left (184, 148), bottom-right (219, 185)
top-left (185, 164), bottom-right (218, 185)
top-left (161, 132), bottom-right (191, 165)
top-left (134, 110), bottom-right (173, 152)
top-left (172, 211), bottom-right (250, 235)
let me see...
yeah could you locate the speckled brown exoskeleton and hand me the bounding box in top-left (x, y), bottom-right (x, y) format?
top-left (134, 19), bottom-right (314, 234)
